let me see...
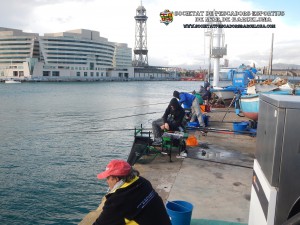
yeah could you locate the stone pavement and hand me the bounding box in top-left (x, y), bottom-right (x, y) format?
top-left (167, 157), bottom-right (252, 224)
top-left (135, 108), bottom-right (257, 224)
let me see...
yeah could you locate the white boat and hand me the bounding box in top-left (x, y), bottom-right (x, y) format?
top-left (5, 80), bottom-right (21, 84)
top-left (211, 68), bottom-right (256, 100)
top-left (211, 86), bottom-right (235, 100)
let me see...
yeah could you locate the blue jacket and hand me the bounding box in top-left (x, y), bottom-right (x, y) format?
top-left (178, 92), bottom-right (195, 108)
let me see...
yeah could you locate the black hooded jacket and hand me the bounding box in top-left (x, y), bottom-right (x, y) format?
top-left (93, 176), bottom-right (171, 225)
top-left (162, 98), bottom-right (185, 131)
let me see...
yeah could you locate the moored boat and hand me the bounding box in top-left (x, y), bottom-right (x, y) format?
top-left (211, 65), bottom-right (256, 100)
top-left (212, 86), bottom-right (236, 100)
top-left (239, 88), bottom-right (300, 121)
top-left (240, 94), bottom-right (259, 121)
top-left (5, 79), bottom-right (21, 84)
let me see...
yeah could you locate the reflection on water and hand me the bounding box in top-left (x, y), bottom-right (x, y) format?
top-left (0, 81), bottom-right (212, 224)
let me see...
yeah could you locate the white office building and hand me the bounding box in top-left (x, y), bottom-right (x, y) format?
top-left (0, 27), bottom-right (133, 81)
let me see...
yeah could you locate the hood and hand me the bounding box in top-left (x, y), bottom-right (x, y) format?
top-left (169, 98), bottom-right (180, 110)
top-left (173, 90), bottom-right (180, 99)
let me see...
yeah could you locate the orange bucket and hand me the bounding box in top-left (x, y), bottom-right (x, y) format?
top-left (200, 105), bottom-right (206, 113)
top-left (186, 135), bottom-right (198, 146)
top-left (200, 105), bottom-right (211, 113)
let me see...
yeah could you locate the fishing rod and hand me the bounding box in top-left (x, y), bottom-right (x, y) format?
top-left (101, 102), bottom-right (169, 112)
top-left (45, 124), bottom-right (256, 135)
top-left (187, 156), bottom-right (253, 169)
top-left (60, 128), bottom-right (142, 134)
top-left (42, 128), bottom-right (147, 136)
top-left (96, 111), bottom-right (164, 122)
top-left (68, 126), bottom-right (255, 135)
top-left (208, 120), bottom-right (242, 123)
top-left (35, 112), bottom-right (165, 136)
top-left (186, 126), bottom-right (256, 136)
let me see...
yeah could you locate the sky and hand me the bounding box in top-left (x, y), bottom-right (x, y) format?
top-left (1, 0), bottom-right (299, 69)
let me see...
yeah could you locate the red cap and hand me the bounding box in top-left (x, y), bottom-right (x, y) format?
top-left (97, 160), bottom-right (131, 179)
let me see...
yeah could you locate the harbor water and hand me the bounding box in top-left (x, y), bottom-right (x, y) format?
top-left (0, 81), bottom-right (206, 225)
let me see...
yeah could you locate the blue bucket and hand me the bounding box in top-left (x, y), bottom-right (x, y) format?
top-left (187, 115), bottom-right (209, 128)
top-left (233, 122), bottom-right (248, 134)
top-left (166, 200), bottom-right (193, 225)
top-left (187, 121), bottom-right (199, 127)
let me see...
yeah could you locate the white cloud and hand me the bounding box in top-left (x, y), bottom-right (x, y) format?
top-left (1, 0), bottom-right (299, 69)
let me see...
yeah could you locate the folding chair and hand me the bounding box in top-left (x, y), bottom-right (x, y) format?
top-left (161, 131), bottom-right (188, 162)
top-left (127, 125), bottom-right (161, 166)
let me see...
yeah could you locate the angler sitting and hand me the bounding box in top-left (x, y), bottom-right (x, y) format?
top-left (152, 98), bottom-right (185, 145)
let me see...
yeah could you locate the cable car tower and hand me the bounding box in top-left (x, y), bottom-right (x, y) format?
top-left (133, 3), bottom-right (148, 67)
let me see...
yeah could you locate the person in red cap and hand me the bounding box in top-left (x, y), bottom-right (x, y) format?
top-left (92, 159), bottom-right (171, 225)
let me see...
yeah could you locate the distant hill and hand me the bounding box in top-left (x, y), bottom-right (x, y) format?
top-left (272, 63), bottom-right (300, 70)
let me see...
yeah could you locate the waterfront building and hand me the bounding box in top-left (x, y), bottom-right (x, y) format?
top-left (0, 26), bottom-right (178, 81)
top-left (0, 27), bottom-right (39, 79)
top-left (0, 27), bottom-right (133, 81)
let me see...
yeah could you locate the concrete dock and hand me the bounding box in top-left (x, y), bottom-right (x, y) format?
top-left (80, 109), bottom-right (256, 225)
top-left (135, 109), bottom-right (256, 225)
